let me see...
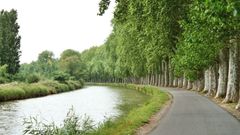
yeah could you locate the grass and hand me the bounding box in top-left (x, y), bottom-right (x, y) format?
top-left (0, 80), bottom-right (84, 102)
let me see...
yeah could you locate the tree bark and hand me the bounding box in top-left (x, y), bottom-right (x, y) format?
top-left (183, 74), bottom-right (188, 89)
top-left (207, 66), bottom-right (218, 96)
top-left (161, 61), bottom-right (165, 86)
top-left (154, 74), bottom-right (158, 86)
top-left (203, 69), bottom-right (210, 93)
top-left (158, 74), bottom-right (161, 86)
top-left (168, 59), bottom-right (174, 87)
top-left (191, 81), bottom-right (197, 91)
top-left (173, 78), bottom-right (178, 87)
top-left (178, 77), bottom-right (183, 88)
top-left (164, 60), bottom-right (169, 87)
top-left (224, 40), bottom-right (239, 103)
top-left (187, 80), bottom-right (192, 90)
top-left (197, 78), bottom-right (204, 91)
top-left (236, 101), bottom-right (240, 110)
top-left (149, 74), bottom-right (152, 85)
top-left (151, 73), bottom-right (154, 85)
top-left (215, 48), bottom-right (229, 98)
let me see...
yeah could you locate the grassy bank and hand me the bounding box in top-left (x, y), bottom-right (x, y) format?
top-left (0, 80), bottom-right (84, 102)
top-left (24, 83), bottom-right (169, 135)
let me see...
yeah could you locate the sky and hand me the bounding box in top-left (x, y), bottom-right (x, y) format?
top-left (0, 0), bottom-right (115, 63)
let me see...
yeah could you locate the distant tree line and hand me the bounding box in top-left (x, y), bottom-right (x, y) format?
top-left (18, 49), bottom-right (86, 83)
top-left (81, 0), bottom-right (240, 110)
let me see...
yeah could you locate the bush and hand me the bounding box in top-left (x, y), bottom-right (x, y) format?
top-left (0, 86), bottom-right (25, 101)
top-left (53, 72), bottom-right (70, 83)
top-left (0, 65), bottom-right (10, 84)
top-left (66, 80), bottom-right (83, 90)
top-left (20, 83), bottom-right (50, 98)
top-left (0, 77), bottom-right (10, 84)
top-left (26, 74), bottom-right (41, 83)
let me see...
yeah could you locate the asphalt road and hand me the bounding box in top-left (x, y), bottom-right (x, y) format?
top-left (149, 87), bottom-right (240, 135)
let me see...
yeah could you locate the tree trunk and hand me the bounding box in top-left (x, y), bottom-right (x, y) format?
top-left (197, 78), bottom-right (204, 91)
top-left (187, 80), bottom-right (192, 90)
top-left (178, 77), bottom-right (183, 88)
top-left (207, 66), bottom-right (218, 96)
top-left (158, 74), bottom-right (161, 86)
top-left (168, 59), bottom-right (174, 87)
top-left (236, 101), bottom-right (240, 110)
top-left (161, 61), bottom-right (165, 87)
top-left (173, 78), bottom-right (178, 87)
top-left (203, 69), bottom-right (210, 93)
top-left (191, 81), bottom-right (197, 91)
top-left (224, 40), bottom-right (239, 103)
top-left (216, 48), bottom-right (229, 98)
top-left (183, 74), bottom-right (188, 89)
top-left (151, 73), bottom-right (154, 85)
top-left (164, 60), bottom-right (169, 87)
top-left (155, 75), bottom-right (157, 86)
top-left (158, 64), bottom-right (162, 86)
top-left (148, 74), bottom-right (151, 85)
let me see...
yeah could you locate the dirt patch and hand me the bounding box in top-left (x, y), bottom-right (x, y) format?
top-left (135, 93), bottom-right (173, 135)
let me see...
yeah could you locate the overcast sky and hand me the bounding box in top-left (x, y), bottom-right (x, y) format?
top-left (0, 0), bottom-right (114, 63)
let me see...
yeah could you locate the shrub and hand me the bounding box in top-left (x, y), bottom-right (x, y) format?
top-left (0, 65), bottom-right (10, 84)
top-left (0, 77), bottom-right (10, 84)
top-left (0, 86), bottom-right (25, 101)
top-left (26, 74), bottom-right (41, 83)
top-left (53, 72), bottom-right (70, 83)
top-left (20, 83), bottom-right (50, 98)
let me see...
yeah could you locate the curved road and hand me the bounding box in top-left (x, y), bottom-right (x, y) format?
top-left (149, 87), bottom-right (240, 135)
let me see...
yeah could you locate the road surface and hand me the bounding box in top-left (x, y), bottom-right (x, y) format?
top-left (149, 87), bottom-right (240, 135)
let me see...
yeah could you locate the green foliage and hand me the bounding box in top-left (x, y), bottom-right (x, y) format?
top-left (53, 71), bottom-right (70, 83)
top-left (18, 50), bottom-right (58, 81)
top-left (98, 0), bottom-right (111, 16)
top-left (0, 65), bottom-right (10, 84)
top-left (37, 50), bottom-right (58, 77)
top-left (84, 0), bottom-right (189, 81)
top-left (91, 0), bottom-right (240, 81)
top-left (0, 9), bottom-right (21, 75)
top-left (26, 74), bottom-right (41, 83)
top-left (172, 0), bottom-right (240, 80)
top-left (59, 49), bottom-right (86, 80)
top-left (18, 49), bottom-right (86, 83)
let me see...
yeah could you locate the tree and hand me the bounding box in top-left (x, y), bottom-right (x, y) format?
top-left (37, 50), bottom-right (58, 77)
top-left (59, 49), bottom-right (85, 80)
top-left (0, 9), bottom-right (21, 75)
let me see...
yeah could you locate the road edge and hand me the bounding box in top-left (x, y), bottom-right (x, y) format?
top-left (198, 92), bottom-right (240, 121)
top-left (136, 92), bottom-right (173, 135)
